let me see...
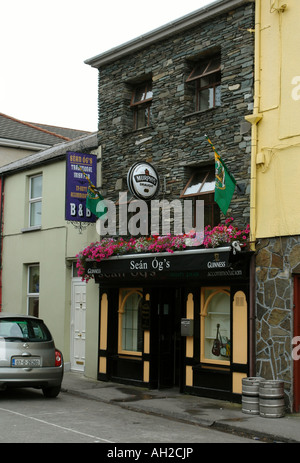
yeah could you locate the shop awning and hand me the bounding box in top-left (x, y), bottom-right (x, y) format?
top-left (85, 246), bottom-right (236, 281)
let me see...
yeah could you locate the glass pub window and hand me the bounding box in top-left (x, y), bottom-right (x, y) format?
top-left (29, 174), bottom-right (42, 227)
top-left (130, 81), bottom-right (153, 130)
top-left (200, 287), bottom-right (230, 365)
top-left (186, 56), bottom-right (221, 112)
top-left (27, 265), bottom-right (39, 317)
top-left (119, 289), bottom-right (143, 354)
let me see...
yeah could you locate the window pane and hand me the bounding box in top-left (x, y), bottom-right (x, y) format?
top-left (30, 176), bottom-right (42, 199)
top-left (133, 87), bottom-right (146, 104)
top-left (29, 266), bottom-right (39, 293)
top-left (122, 292), bottom-right (142, 352)
top-left (28, 297), bottom-right (39, 317)
top-left (136, 108), bottom-right (145, 129)
top-left (145, 82), bottom-right (153, 100)
top-left (201, 171), bottom-right (215, 193)
top-left (215, 85), bottom-right (221, 107)
top-left (203, 290), bottom-right (230, 361)
top-left (200, 77), bottom-right (210, 88)
top-left (187, 57), bottom-right (220, 82)
top-left (208, 88), bottom-right (215, 109)
top-left (30, 201), bottom-right (42, 226)
top-left (199, 88), bottom-right (209, 111)
top-left (132, 82), bottom-right (152, 105)
top-left (135, 106), bottom-right (151, 129)
top-left (206, 57), bottom-right (221, 74)
top-left (145, 88), bottom-right (153, 100)
top-left (187, 61), bottom-right (208, 80)
top-left (184, 172), bottom-right (207, 196)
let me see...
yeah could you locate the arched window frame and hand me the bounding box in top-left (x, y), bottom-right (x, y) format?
top-left (200, 287), bottom-right (230, 365)
top-left (118, 288), bottom-right (143, 356)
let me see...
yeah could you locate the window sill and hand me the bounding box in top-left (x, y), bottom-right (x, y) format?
top-left (118, 351), bottom-right (142, 359)
top-left (122, 125), bottom-right (154, 136)
top-left (21, 226), bottom-right (42, 233)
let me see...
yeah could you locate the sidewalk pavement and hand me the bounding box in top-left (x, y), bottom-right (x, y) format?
top-left (62, 371), bottom-right (300, 443)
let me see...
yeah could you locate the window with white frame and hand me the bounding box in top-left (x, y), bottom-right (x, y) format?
top-left (27, 265), bottom-right (39, 317)
top-left (29, 174), bottom-right (42, 227)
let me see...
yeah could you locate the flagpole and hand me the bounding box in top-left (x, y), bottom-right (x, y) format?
top-left (204, 134), bottom-right (240, 190)
top-left (78, 165), bottom-right (99, 194)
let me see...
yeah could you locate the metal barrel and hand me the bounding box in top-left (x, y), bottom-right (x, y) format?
top-left (242, 377), bottom-right (265, 415)
top-left (259, 380), bottom-right (285, 418)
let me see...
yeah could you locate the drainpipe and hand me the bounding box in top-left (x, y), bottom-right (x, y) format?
top-left (244, 0), bottom-right (263, 376)
top-left (0, 175), bottom-right (4, 312)
top-left (245, 0), bottom-right (262, 251)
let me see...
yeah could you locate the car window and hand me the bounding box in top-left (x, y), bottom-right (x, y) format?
top-left (0, 318), bottom-right (52, 342)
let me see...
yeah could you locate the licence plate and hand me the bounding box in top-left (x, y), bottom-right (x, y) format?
top-left (12, 357), bottom-right (41, 367)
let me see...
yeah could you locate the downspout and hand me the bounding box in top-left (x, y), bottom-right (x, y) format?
top-left (244, 0), bottom-right (263, 376)
top-left (245, 0), bottom-right (262, 250)
top-left (0, 175), bottom-right (5, 312)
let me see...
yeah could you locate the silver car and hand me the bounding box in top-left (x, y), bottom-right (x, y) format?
top-left (0, 313), bottom-right (63, 397)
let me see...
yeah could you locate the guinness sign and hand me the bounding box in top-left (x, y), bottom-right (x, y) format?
top-left (127, 162), bottom-right (159, 200)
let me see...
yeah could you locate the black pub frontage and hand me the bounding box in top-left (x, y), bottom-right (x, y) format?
top-left (87, 247), bottom-right (254, 402)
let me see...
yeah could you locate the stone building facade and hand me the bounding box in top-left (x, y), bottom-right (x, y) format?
top-left (84, 1), bottom-right (256, 401)
top-left (90, 1), bottom-right (254, 230)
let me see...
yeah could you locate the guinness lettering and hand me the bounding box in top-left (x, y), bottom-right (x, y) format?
top-left (87, 268), bottom-right (102, 275)
top-left (207, 261), bottom-right (226, 268)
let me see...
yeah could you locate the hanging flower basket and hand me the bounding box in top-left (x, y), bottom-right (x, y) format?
top-left (76, 219), bottom-right (250, 281)
top-left (202, 217), bottom-right (250, 248)
top-left (76, 234), bottom-right (189, 281)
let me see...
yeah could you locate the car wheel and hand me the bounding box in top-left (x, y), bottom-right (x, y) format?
top-left (42, 386), bottom-right (61, 398)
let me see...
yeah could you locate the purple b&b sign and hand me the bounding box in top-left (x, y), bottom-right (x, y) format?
top-left (65, 151), bottom-right (97, 222)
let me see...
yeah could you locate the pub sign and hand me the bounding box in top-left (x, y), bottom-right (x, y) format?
top-left (65, 151), bottom-right (97, 222)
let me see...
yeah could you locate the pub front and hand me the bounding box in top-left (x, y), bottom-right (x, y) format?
top-left (87, 246), bottom-right (254, 401)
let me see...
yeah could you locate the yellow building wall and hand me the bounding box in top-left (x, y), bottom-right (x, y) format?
top-left (250, 0), bottom-right (300, 239)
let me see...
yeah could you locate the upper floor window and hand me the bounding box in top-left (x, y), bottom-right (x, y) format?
top-left (29, 174), bottom-right (42, 227)
top-left (181, 168), bottom-right (220, 228)
top-left (130, 81), bottom-right (153, 130)
top-left (186, 55), bottom-right (221, 112)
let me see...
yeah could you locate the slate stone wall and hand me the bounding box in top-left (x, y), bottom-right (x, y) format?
top-left (96, 3), bottom-right (254, 231)
top-left (256, 237), bottom-right (300, 409)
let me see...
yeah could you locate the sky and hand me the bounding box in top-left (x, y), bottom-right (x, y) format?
top-left (1, 0), bottom-right (214, 132)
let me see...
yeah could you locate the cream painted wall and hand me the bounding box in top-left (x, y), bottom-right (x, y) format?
top-left (1, 159), bottom-right (100, 375)
top-left (252, 0), bottom-right (300, 239)
top-left (0, 146), bottom-right (36, 167)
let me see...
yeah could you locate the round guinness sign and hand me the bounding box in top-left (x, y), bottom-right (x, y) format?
top-left (127, 162), bottom-right (159, 200)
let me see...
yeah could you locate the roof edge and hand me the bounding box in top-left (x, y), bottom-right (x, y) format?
top-left (0, 112), bottom-right (71, 141)
top-left (0, 132), bottom-right (98, 176)
top-left (85, 0), bottom-right (253, 68)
